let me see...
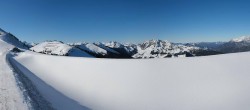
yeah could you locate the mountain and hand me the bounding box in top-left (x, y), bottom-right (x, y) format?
top-left (133, 40), bottom-right (199, 58)
top-left (0, 28), bottom-right (28, 49)
top-left (30, 40), bottom-right (223, 59)
top-left (76, 43), bottom-right (107, 56)
top-left (30, 41), bottom-right (93, 57)
top-left (230, 36), bottom-right (250, 43)
top-left (3, 27), bottom-right (250, 59)
top-left (22, 41), bottom-right (37, 48)
top-left (0, 27), bottom-right (223, 59)
top-left (94, 42), bottom-right (120, 54)
top-left (184, 42), bottom-right (225, 50)
top-left (101, 41), bottom-right (135, 58)
top-left (216, 36), bottom-right (250, 53)
top-left (74, 43), bottom-right (123, 58)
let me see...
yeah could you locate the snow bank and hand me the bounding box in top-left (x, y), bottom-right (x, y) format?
top-left (11, 51), bottom-right (250, 110)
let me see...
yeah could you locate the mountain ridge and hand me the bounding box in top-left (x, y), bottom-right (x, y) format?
top-left (1, 28), bottom-right (250, 58)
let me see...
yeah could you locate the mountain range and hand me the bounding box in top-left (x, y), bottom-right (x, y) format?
top-left (1, 28), bottom-right (250, 58)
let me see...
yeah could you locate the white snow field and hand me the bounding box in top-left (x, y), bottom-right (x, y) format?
top-left (9, 50), bottom-right (250, 110)
top-left (0, 40), bottom-right (29, 110)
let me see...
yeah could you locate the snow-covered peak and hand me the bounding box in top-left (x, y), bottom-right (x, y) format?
top-left (140, 39), bottom-right (171, 50)
top-left (134, 40), bottom-right (172, 58)
top-left (104, 41), bottom-right (123, 48)
top-left (30, 41), bottom-right (93, 57)
top-left (30, 41), bottom-right (72, 55)
top-left (133, 39), bottom-right (200, 58)
top-left (230, 36), bottom-right (250, 42)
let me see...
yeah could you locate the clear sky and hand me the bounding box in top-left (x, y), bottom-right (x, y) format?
top-left (1, 0), bottom-right (250, 43)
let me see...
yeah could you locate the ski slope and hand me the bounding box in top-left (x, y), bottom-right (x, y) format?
top-left (0, 40), bottom-right (29, 110)
top-left (10, 50), bottom-right (250, 110)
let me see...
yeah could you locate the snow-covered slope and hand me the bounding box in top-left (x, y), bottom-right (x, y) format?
top-left (76, 43), bottom-right (108, 55)
top-left (75, 43), bottom-right (125, 58)
top-left (0, 28), bottom-right (28, 49)
top-left (94, 42), bottom-right (120, 54)
top-left (11, 51), bottom-right (250, 110)
top-left (30, 41), bottom-right (93, 57)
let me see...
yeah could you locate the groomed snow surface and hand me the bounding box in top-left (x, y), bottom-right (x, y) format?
top-left (9, 50), bottom-right (250, 110)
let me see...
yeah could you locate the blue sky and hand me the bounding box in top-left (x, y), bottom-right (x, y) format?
top-left (1, 0), bottom-right (250, 43)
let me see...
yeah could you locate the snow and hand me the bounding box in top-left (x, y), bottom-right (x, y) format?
top-left (0, 28), bottom-right (27, 49)
top-left (123, 44), bottom-right (137, 54)
top-left (94, 42), bottom-right (120, 54)
top-left (0, 40), bottom-right (29, 110)
top-left (2, 27), bottom-right (250, 109)
top-left (30, 41), bottom-right (93, 57)
top-left (8, 55), bottom-right (88, 110)
top-left (2, 26), bottom-right (250, 109)
top-left (104, 41), bottom-right (123, 48)
top-left (77, 43), bottom-right (108, 55)
top-left (133, 40), bottom-right (199, 58)
top-left (10, 50), bottom-right (250, 110)
top-left (30, 41), bottom-right (71, 55)
top-left (230, 36), bottom-right (250, 42)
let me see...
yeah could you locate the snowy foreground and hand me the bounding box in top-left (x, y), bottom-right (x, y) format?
top-left (8, 49), bottom-right (250, 110)
top-left (0, 40), bottom-right (29, 110)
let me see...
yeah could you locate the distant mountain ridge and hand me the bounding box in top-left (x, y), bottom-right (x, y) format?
top-left (29, 39), bottom-right (222, 58)
top-left (216, 36), bottom-right (250, 53)
top-left (1, 28), bottom-right (250, 58)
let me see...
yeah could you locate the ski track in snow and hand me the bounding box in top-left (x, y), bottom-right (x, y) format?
top-left (0, 40), bottom-right (28, 110)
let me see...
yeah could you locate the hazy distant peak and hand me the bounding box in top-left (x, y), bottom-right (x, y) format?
top-left (230, 36), bottom-right (250, 42)
top-left (104, 41), bottom-right (123, 48)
